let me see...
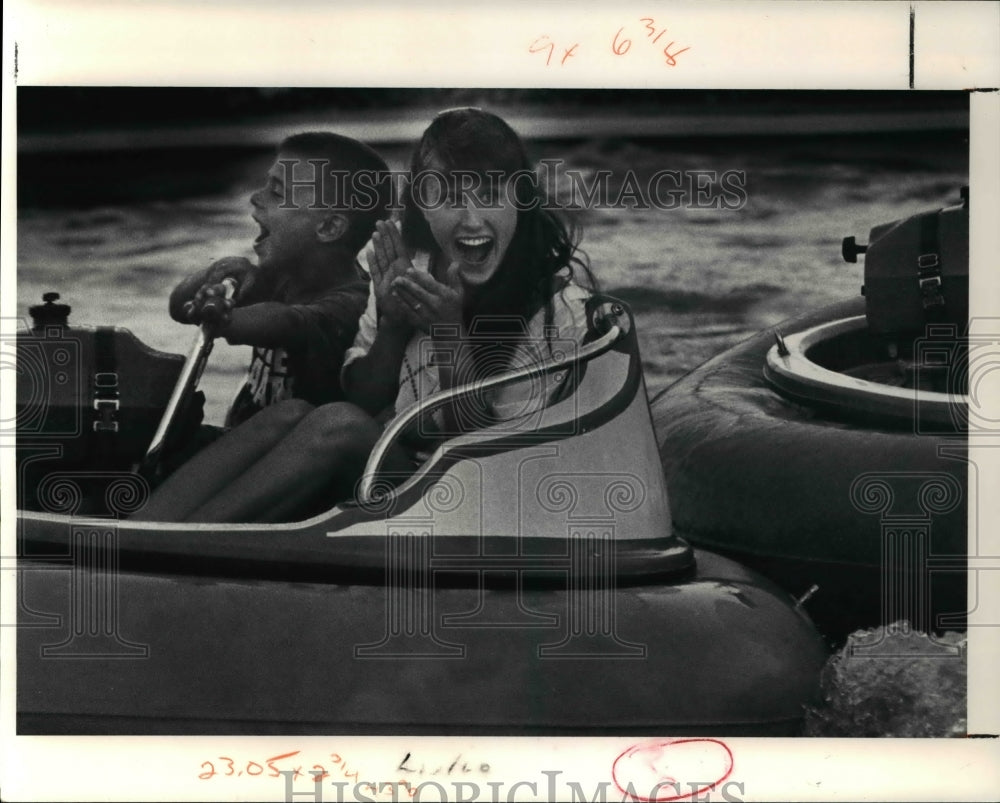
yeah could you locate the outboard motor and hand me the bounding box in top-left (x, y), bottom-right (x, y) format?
top-left (842, 187), bottom-right (969, 339)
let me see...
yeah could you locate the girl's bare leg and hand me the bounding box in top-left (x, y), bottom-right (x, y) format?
top-left (139, 399), bottom-right (314, 521)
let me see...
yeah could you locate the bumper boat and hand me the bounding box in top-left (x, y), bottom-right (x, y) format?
top-left (652, 192), bottom-right (970, 642)
top-left (13, 294), bottom-right (828, 735)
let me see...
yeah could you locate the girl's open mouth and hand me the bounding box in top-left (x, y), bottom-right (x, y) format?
top-left (455, 236), bottom-right (494, 265)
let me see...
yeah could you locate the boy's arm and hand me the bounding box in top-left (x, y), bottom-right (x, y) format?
top-left (220, 285), bottom-right (368, 351)
top-left (216, 302), bottom-right (305, 348)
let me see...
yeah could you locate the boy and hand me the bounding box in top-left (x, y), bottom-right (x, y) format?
top-left (169, 132), bottom-right (392, 428)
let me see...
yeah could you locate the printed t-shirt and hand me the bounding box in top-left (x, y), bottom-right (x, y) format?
top-left (226, 279), bottom-right (369, 427)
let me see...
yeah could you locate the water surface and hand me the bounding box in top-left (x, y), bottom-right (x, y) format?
top-left (17, 133), bottom-right (968, 423)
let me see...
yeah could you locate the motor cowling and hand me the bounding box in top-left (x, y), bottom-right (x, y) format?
top-left (843, 188), bottom-right (969, 338)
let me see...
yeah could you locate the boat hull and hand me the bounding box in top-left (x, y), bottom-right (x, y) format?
top-left (651, 298), bottom-right (968, 641)
top-left (14, 297), bottom-right (828, 735)
top-left (17, 547), bottom-right (826, 735)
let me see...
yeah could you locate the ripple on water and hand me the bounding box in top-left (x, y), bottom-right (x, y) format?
top-left (62, 212), bottom-right (126, 229)
top-left (50, 235), bottom-right (107, 248)
top-left (608, 283), bottom-right (785, 316)
top-left (114, 238), bottom-right (211, 258)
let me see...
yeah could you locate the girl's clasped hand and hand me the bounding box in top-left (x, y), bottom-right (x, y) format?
top-left (367, 219), bottom-right (464, 334)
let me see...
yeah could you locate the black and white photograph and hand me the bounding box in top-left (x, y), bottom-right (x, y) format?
top-left (2, 3), bottom-right (999, 802)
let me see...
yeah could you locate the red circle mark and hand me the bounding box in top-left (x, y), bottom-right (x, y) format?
top-left (612, 739), bottom-right (734, 802)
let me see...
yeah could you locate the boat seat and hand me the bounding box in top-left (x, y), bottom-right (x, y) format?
top-left (322, 295), bottom-right (672, 542)
top-left (15, 322), bottom-right (184, 514)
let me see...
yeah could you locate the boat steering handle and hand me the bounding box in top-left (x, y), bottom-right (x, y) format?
top-left (141, 277), bottom-right (238, 470)
top-left (358, 323), bottom-right (623, 504)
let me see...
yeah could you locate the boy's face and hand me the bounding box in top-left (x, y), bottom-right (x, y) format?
top-left (250, 152), bottom-right (332, 275)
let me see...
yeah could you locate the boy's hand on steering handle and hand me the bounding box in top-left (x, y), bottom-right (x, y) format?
top-left (184, 278), bottom-right (239, 331)
top-left (180, 256), bottom-right (256, 323)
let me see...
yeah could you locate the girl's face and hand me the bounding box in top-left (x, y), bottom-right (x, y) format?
top-left (418, 161), bottom-right (518, 287)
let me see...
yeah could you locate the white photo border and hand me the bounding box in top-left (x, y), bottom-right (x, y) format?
top-left (2, 2), bottom-right (999, 801)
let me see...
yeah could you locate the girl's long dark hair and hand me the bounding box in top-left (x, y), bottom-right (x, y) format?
top-left (400, 108), bottom-right (597, 345)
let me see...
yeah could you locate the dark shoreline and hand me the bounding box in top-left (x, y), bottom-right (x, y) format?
top-left (19, 127), bottom-right (970, 210)
top-left (18, 87), bottom-right (970, 135)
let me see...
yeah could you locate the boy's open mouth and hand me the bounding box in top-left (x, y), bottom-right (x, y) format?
top-left (454, 236), bottom-right (493, 265)
top-left (253, 221), bottom-right (270, 249)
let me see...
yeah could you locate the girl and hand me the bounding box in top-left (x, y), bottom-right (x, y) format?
top-left (141, 108), bottom-right (597, 522)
